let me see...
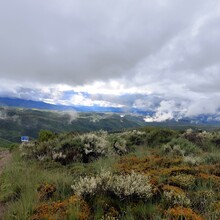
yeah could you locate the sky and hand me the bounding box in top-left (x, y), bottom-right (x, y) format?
top-left (1, 0), bottom-right (220, 121)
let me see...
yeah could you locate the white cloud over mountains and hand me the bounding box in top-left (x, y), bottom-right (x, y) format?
top-left (1, 0), bottom-right (220, 121)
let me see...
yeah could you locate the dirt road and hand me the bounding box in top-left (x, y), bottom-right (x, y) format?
top-left (0, 150), bottom-right (12, 220)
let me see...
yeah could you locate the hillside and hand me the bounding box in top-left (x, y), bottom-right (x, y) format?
top-left (0, 127), bottom-right (219, 219)
top-left (0, 107), bottom-right (148, 144)
top-left (1, 106), bottom-right (220, 148)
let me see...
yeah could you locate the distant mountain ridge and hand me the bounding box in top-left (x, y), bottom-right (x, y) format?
top-left (1, 97), bottom-right (220, 126)
top-left (0, 97), bottom-right (154, 115)
top-left (0, 97), bottom-right (123, 112)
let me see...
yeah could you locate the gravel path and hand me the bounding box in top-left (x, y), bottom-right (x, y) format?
top-left (0, 150), bottom-right (12, 220)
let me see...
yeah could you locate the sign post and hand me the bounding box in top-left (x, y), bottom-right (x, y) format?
top-left (21, 136), bottom-right (29, 142)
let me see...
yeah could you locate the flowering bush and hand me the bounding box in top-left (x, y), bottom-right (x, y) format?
top-left (169, 174), bottom-right (196, 188)
top-left (19, 142), bottom-right (38, 159)
top-left (80, 132), bottom-right (113, 162)
top-left (110, 136), bottom-right (128, 155)
top-left (19, 131), bottom-right (132, 164)
top-left (110, 171), bottom-right (153, 199)
top-left (71, 175), bottom-right (102, 196)
top-left (71, 171), bottom-right (153, 200)
top-left (163, 185), bottom-right (190, 207)
top-left (183, 156), bottom-right (204, 165)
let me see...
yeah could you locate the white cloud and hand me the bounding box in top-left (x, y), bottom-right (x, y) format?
top-left (57, 111), bottom-right (78, 124)
top-left (144, 99), bottom-right (191, 122)
top-left (59, 92), bottom-right (123, 108)
top-left (0, 1), bottom-right (220, 119)
top-left (186, 96), bottom-right (220, 117)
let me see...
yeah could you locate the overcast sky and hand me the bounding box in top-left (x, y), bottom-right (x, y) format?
top-left (1, 0), bottom-right (220, 121)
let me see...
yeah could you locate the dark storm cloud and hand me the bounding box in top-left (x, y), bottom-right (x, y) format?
top-left (0, 0), bottom-right (208, 85)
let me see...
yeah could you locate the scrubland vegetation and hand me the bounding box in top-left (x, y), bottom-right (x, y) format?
top-left (0, 127), bottom-right (220, 219)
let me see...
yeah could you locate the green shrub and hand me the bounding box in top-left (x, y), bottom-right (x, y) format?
top-left (143, 128), bottom-right (179, 147)
top-left (125, 130), bottom-right (147, 146)
top-left (109, 135), bottom-right (130, 155)
top-left (165, 138), bottom-right (201, 156)
top-left (38, 130), bottom-right (56, 142)
top-left (182, 129), bottom-right (215, 151)
top-left (9, 143), bottom-right (19, 152)
top-left (20, 131), bottom-right (131, 165)
top-left (203, 152), bottom-right (220, 164)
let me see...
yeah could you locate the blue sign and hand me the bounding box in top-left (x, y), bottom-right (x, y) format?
top-left (21, 136), bottom-right (29, 142)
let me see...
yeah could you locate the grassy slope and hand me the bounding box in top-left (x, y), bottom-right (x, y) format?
top-left (0, 138), bottom-right (13, 148)
top-left (0, 128), bottom-right (219, 219)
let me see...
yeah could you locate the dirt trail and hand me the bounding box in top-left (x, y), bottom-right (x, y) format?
top-left (0, 150), bottom-right (12, 220)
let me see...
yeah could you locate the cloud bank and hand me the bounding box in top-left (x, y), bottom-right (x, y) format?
top-left (1, 0), bottom-right (220, 121)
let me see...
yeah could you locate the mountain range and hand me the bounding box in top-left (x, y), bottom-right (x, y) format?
top-left (0, 97), bottom-right (135, 113)
top-left (1, 96), bottom-right (220, 147)
top-left (1, 96), bottom-right (220, 127)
